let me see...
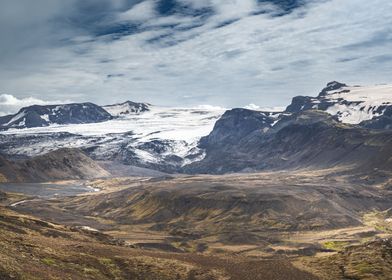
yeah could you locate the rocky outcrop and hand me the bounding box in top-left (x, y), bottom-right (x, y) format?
top-left (103, 101), bottom-right (150, 116)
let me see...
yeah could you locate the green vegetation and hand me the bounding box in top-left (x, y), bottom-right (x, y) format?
top-left (41, 258), bottom-right (57, 266)
top-left (322, 241), bottom-right (350, 251)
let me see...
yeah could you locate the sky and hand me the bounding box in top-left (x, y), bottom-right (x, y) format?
top-left (0, 0), bottom-right (392, 115)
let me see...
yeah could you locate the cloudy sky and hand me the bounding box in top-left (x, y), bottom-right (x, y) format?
top-left (0, 0), bottom-right (391, 115)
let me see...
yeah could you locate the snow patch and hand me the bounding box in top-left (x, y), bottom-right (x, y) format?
top-left (10, 200), bottom-right (28, 207)
top-left (80, 226), bottom-right (99, 232)
top-left (4, 111), bottom-right (26, 126)
top-left (322, 84), bottom-right (392, 124)
top-left (41, 114), bottom-right (50, 122)
top-left (245, 104), bottom-right (285, 112)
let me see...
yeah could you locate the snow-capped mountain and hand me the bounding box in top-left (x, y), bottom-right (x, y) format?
top-left (103, 101), bottom-right (150, 117)
top-left (0, 81), bottom-right (391, 174)
top-left (286, 81), bottom-right (392, 128)
top-left (0, 105), bottom-right (226, 171)
top-left (0, 103), bottom-right (112, 130)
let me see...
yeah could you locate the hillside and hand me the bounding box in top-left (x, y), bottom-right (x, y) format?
top-left (303, 238), bottom-right (392, 280)
top-left (0, 207), bottom-right (232, 280)
top-left (0, 203), bottom-right (322, 280)
top-left (0, 149), bottom-right (110, 182)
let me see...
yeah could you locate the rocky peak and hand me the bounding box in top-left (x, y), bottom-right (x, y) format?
top-left (318, 81), bottom-right (348, 97)
top-left (103, 101), bottom-right (150, 117)
top-left (199, 108), bottom-right (274, 148)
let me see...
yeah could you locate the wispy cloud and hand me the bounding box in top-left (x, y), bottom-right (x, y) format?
top-left (0, 0), bottom-right (391, 108)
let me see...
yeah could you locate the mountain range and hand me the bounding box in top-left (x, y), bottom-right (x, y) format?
top-left (0, 81), bottom-right (391, 176)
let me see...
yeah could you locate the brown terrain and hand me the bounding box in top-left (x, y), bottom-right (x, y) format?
top-left (0, 190), bottom-right (317, 280)
top-left (0, 148), bottom-right (110, 182)
top-left (1, 165), bottom-right (391, 279)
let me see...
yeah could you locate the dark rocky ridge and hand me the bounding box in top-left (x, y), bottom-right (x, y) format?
top-left (0, 103), bottom-right (112, 130)
top-left (185, 110), bottom-right (392, 174)
top-left (199, 108), bottom-right (274, 149)
top-left (360, 106), bottom-right (392, 129)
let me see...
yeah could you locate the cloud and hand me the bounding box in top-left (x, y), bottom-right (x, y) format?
top-left (244, 104), bottom-right (285, 112)
top-left (0, 94), bottom-right (69, 116)
top-left (195, 104), bottom-right (227, 110)
top-left (118, 1), bottom-right (157, 21)
top-left (0, 0), bottom-right (391, 108)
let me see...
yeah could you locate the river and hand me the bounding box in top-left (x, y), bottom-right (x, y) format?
top-left (0, 182), bottom-right (99, 198)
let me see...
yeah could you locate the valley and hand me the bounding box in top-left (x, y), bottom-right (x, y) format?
top-left (2, 167), bottom-right (392, 279)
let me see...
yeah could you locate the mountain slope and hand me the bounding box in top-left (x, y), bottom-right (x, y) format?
top-left (0, 149), bottom-right (110, 182)
top-left (199, 108), bottom-right (275, 149)
top-left (304, 238), bottom-right (392, 280)
top-left (0, 206), bottom-right (230, 280)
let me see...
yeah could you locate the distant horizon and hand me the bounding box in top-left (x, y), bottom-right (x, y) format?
top-left (0, 80), bottom-right (388, 116)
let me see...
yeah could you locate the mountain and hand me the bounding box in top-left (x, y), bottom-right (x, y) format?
top-left (199, 108), bottom-right (276, 149)
top-left (286, 81), bottom-right (392, 129)
top-left (183, 82), bottom-right (392, 174)
top-left (103, 101), bottom-right (150, 116)
top-left (0, 148), bottom-right (110, 182)
top-left (0, 103), bottom-right (112, 130)
top-left (186, 109), bottom-right (392, 174)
